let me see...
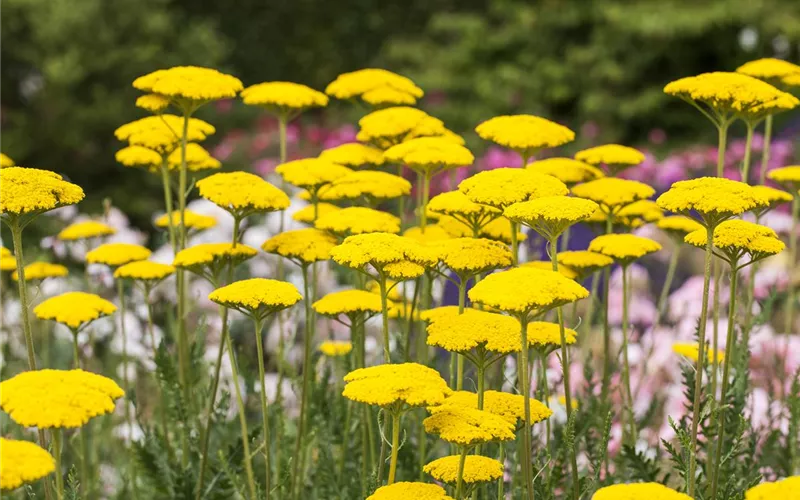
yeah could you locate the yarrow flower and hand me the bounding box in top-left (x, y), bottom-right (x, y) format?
top-left (0, 438), bottom-right (55, 491)
top-left (262, 228), bottom-right (338, 264)
top-left (0, 369), bottom-right (124, 428)
top-left (313, 289), bottom-right (385, 318)
top-left (556, 251), bottom-right (614, 277)
top-left (240, 81), bottom-right (329, 114)
top-left (366, 482), bottom-right (453, 500)
top-left (362, 85), bottom-right (418, 106)
top-left (588, 234), bottom-right (662, 265)
top-left (12, 262), bottom-right (68, 281)
top-left (383, 137), bottom-right (474, 175)
top-left (574, 144), bottom-right (645, 175)
top-left (34, 292), bottom-right (116, 329)
top-left (745, 476), bottom-right (800, 500)
top-left (571, 178), bottom-right (655, 220)
top-left (325, 68), bottom-right (424, 101)
top-left (135, 93), bottom-right (170, 112)
top-left (356, 107), bottom-right (444, 147)
top-left (86, 243), bottom-right (152, 267)
top-left (426, 308), bottom-right (521, 354)
top-left (433, 238), bottom-right (512, 276)
top-left (115, 145), bottom-right (163, 168)
top-left (434, 390), bottom-right (552, 426)
top-left (133, 66), bottom-right (243, 109)
top-left (196, 171), bottom-right (290, 218)
top-left (523, 260), bottom-right (579, 280)
top-left (275, 158), bottom-right (353, 190)
top-left (318, 170), bottom-right (411, 203)
top-left (526, 157), bottom-right (604, 185)
top-left (384, 260), bottom-right (426, 280)
top-left (114, 115), bottom-right (215, 150)
top-left (615, 200), bottom-right (664, 224)
top-left (526, 321), bottom-right (578, 349)
top-left (165, 143), bottom-right (221, 171)
top-left (656, 177), bottom-right (769, 225)
top-left (318, 143), bottom-right (385, 168)
top-left (0, 167), bottom-right (85, 216)
top-left (316, 207), bottom-right (401, 236)
top-left (459, 168), bottom-right (568, 209)
top-left (750, 186), bottom-right (793, 216)
top-left (114, 260), bottom-right (176, 283)
top-left (768, 165), bottom-right (800, 190)
top-left (424, 455), bottom-right (503, 485)
top-left (424, 406), bottom-right (516, 445)
top-left (737, 58), bottom-right (800, 87)
top-left (684, 220), bottom-right (785, 262)
top-left (657, 215), bottom-right (705, 240)
top-left (1, 153), bottom-right (15, 168)
top-left (57, 220), bottom-right (116, 241)
top-left (475, 115), bottom-right (575, 161)
top-left (209, 278), bottom-right (302, 317)
top-left (428, 191), bottom-right (502, 231)
top-left (330, 232), bottom-right (439, 270)
top-left (318, 340), bottom-right (353, 357)
top-left (343, 363), bottom-right (450, 408)
top-left (592, 482), bottom-right (692, 500)
top-left (673, 342), bottom-right (725, 364)
top-left (469, 267), bottom-right (589, 315)
top-left (155, 210), bottom-right (217, 231)
top-left (293, 203), bottom-right (340, 224)
top-left (504, 195), bottom-right (599, 240)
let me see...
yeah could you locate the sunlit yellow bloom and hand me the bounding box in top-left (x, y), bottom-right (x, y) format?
top-left (430, 129), bottom-right (466, 146)
top-left (427, 309), bottom-right (521, 354)
top-left (574, 144), bottom-right (645, 175)
top-left (241, 81), bottom-right (328, 113)
top-left (319, 340), bottom-right (352, 357)
top-left (209, 278), bottom-right (302, 315)
top-left (420, 305), bottom-right (462, 323)
top-left (664, 72), bottom-right (791, 115)
top-left (362, 86), bottom-right (417, 106)
top-left (116, 145), bottom-right (162, 169)
top-left (262, 228), bottom-right (337, 264)
top-left (472, 216), bottom-right (528, 245)
top-left (428, 191), bottom-right (502, 220)
top-left (316, 207), bottom-right (401, 236)
top-left (319, 143), bottom-right (385, 168)
top-left (326, 68), bottom-right (424, 100)
top-left (522, 260), bottom-right (579, 280)
top-left (34, 292), bottom-right (116, 329)
top-left (745, 476), bottom-right (800, 500)
top-left (0, 256), bottom-right (15, 272)
top-left (556, 251), bottom-right (613, 276)
top-left (319, 170), bottom-right (411, 202)
top-left (616, 200), bottom-right (663, 223)
top-left (343, 363), bottom-right (450, 407)
top-left (656, 177), bottom-right (768, 221)
top-left (593, 482), bottom-right (692, 500)
top-left (505, 196), bottom-right (599, 239)
top-left (12, 262), bottom-right (69, 281)
top-left (86, 243), bottom-right (151, 267)
top-left (133, 66), bottom-right (243, 106)
top-left (469, 267), bottom-right (589, 314)
top-left (331, 232), bottom-right (439, 271)
top-left (657, 215), bottom-right (705, 239)
top-left (135, 93), bottom-right (170, 112)
top-left (424, 406), bottom-right (516, 445)
top-left (673, 342), bottom-right (725, 364)
top-left (0, 153), bottom-right (15, 168)
top-left (384, 260), bottom-right (426, 280)
top-left (0, 438), bottom-right (55, 491)
top-left (313, 289), bottom-right (384, 317)
top-left (459, 168), bottom-right (568, 209)
top-left (572, 178), bottom-right (654, 216)
top-left (275, 158), bottom-right (353, 190)
top-left (196, 171), bottom-right (290, 216)
top-left (1, 247), bottom-right (11, 258)
top-left (293, 203), bottom-right (340, 224)
top-left (767, 165), bottom-right (800, 189)
top-left (1, 167), bottom-right (85, 216)
top-left (166, 143), bottom-right (221, 171)
top-left (58, 220), bottom-right (116, 241)
top-left (114, 115), bottom-right (215, 145)
top-left (357, 107), bottom-right (444, 146)
top-left (433, 237), bottom-right (511, 276)
top-left (737, 58), bottom-right (800, 86)
top-left (424, 455), bottom-right (503, 485)
top-left (383, 137), bottom-right (474, 175)
top-left (527, 321), bottom-right (578, 348)
top-left (173, 242), bottom-right (258, 279)
top-left (588, 234), bottom-right (662, 264)
top-left (527, 157), bottom-right (604, 184)
top-left (475, 115), bottom-right (575, 158)
top-left (114, 260), bottom-right (176, 283)
top-left (684, 220), bottom-right (785, 260)
top-left (403, 224), bottom-right (453, 244)
top-left (367, 482), bottom-right (453, 500)
top-left (435, 390), bottom-right (551, 426)
top-left (0, 369), bottom-right (124, 428)
top-left (155, 210), bottom-right (216, 231)
top-left (750, 186), bottom-right (793, 215)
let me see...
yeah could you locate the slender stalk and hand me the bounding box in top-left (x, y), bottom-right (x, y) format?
top-left (387, 411), bottom-right (402, 485)
top-left (539, 352), bottom-right (551, 449)
top-left (9, 218), bottom-right (37, 370)
top-left (70, 327), bottom-right (90, 497)
top-left (711, 261), bottom-right (738, 499)
top-left (716, 122), bottom-right (728, 178)
top-left (497, 443), bottom-right (505, 500)
top-left (225, 333), bottom-right (257, 500)
top-left (159, 162), bottom-right (177, 252)
top-left (455, 446), bottom-right (469, 499)
top-left (518, 315), bottom-right (535, 500)
top-left (378, 272), bottom-right (391, 363)
top-left (620, 265), bottom-right (636, 444)
top-left (72, 331), bottom-right (81, 368)
top-left (420, 174), bottom-right (431, 232)
top-left (656, 246), bottom-right (681, 324)
top-left (710, 259), bottom-right (722, 402)
top-left (117, 279), bottom-right (138, 498)
top-left (510, 220), bottom-right (520, 266)
top-left (455, 278), bottom-right (467, 390)
top-left (292, 265), bottom-right (315, 499)
top-left (741, 122), bottom-right (755, 183)
top-left (584, 270), bottom-right (600, 335)
top-left (146, 290), bottom-right (173, 458)
top-left (601, 216), bottom-right (613, 403)
top-left (759, 114), bottom-right (773, 186)
top-left (176, 110), bottom-right (192, 463)
top-left (396, 165), bottom-right (406, 228)
top-left (786, 196), bottom-right (798, 339)
top-left (53, 429), bottom-right (65, 500)
top-left (253, 316), bottom-right (272, 498)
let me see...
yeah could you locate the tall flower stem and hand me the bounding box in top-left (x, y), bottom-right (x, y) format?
top-left (496, 443), bottom-right (505, 500)
top-left (517, 314), bottom-right (535, 500)
top-left (420, 174), bottom-right (431, 232)
top-left (225, 332), bottom-right (257, 500)
top-left (292, 265), bottom-right (315, 499)
top-left (620, 265), bottom-right (636, 444)
top-left (688, 223), bottom-right (715, 497)
top-left (145, 292), bottom-right (172, 458)
top-left (253, 315), bottom-right (272, 498)
top-left (455, 445), bottom-right (469, 499)
top-left (549, 236), bottom-right (579, 499)
top-left (387, 410), bottom-right (402, 485)
top-left (510, 220), bottom-right (520, 266)
top-left (176, 110), bottom-right (192, 449)
top-left (452, 279), bottom-right (467, 390)
top-left (69, 327), bottom-right (90, 496)
top-left (741, 122), bottom-right (755, 183)
top-left (117, 279), bottom-right (138, 498)
top-left (786, 196), bottom-right (798, 341)
top-left (601, 215), bottom-right (614, 403)
top-left (9, 218), bottom-right (37, 370)
top-left (53, 429), bottom-right (65, 500)
top-left (378, 272), bottom-right (391, 363)
top-left (710, 260), bottom-right (739, 500)
top-left (656, 246), bottom-right (681, 324)
top-left (759, 115), bottom-right (773, 186)
top-left (538, 351), bottom-right (551, 450)
top-left (159, 161), bottom-right (177, 251)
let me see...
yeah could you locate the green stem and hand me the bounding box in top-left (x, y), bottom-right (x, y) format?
top-left (53, 429), bottom-right (65, 500)
top-left (518, 315), bottom-right (535, 500)
top-left (225, 331), bottom-right (257, 500)
top-left (146, 292), bottom-right (172, 459)
top-left (456, 278), bottom-right (467, 390)
top-left (72, 330), bottom-right (81, 369)
top-left (716, 121), bottom-right (729, 178)
top-left (159, 162), bottom-right (177, 252)
top-left (379, 272), bottom-right (391, 363)
top-left (292, 265), bottom-right (315, 499)
top-left (420, 174), bottom-right (430, 232)
top-left (621, 265), bottom-right (636, 445)
top-left (176, 110), bottom-right (192, 463)
top-left (656, 246), bottom-right (681, 324)
top-left (786, 196), bottom-right (798, 337)
top-left (253, 315), bottom-right (272, 498)
top-left (387, 411), bottom-right (402, 485)
top-left (759, 114), bottom-right (773, 186)
top-left (496, 443), bottom-right (505, 500)
top-left (455, 446), bottom-right (469, 499)
top-left (397, 165), bottom-right (406, 229)
top-left (601, 215), bottom-right (613, 403)
top-left (510, 220), bottom-right (520, 266)
top-left (10, 218), bottom-right (37, 370)
top-left (117, 279), bottom-right (138, 498)
top-left (741, 122), bottom-right (755, 183)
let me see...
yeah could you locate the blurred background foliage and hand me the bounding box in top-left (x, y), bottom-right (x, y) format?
top-left (3, 0), bottom-right (800, 226)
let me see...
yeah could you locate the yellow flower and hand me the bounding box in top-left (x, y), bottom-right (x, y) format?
top-left (383, 137), bottom-right (474, 175)
top-left (593, 483), bottom-right (692, 500)
top-left (672, 342), bottom-right (725, 364)
top-left (428, 191), bottom-right (502, 220)
top-left (12, 262), bottom-right (69, 281)
top-left (262, 228), bottom-right (338, 264)
top-left (313, 289), bottom-right (384, 317)
top-left (196, 171), bottom-right (290, 216)
top-left (172, 242), bottom-right (258, 279)
top-left (114, 115), bottom-right (215, 145)
top-left (316, 207), bottom-right (401, 236)
top-left (556, 251), bottom-right (614, 276)
top-left (505, 196), bottom-right (599, 239)
top-left (459, 168), bottom-right (568, 209)
top-left (434, 390), bottom-right (551, 426)
top-left (433, 237), bottom-right (511, 276)
top-left (424, 455), bottom-right (503, 485)
top-left (657, 215), bottom-right (705, 239)
top-left (275, 158), bottom-right (353, 190)
top-left (469, 267), bottom-right (589, 314)
top-left (57, 220), bottom-right (116, 241)
top-left (0, 369), bottom-right (124, 428)
top-left (384, 260), bottom-right (426, 280)
top-left (745, 476), bottom-right (800, 500)
top-left (616, 200), bottom-right (663, 222)
top-left (0, 256), bottom-right (15, 272)
top-left (367, 482), bottom-right (453, 500)
top-left (664, 72), bottom-right (791, 115)
top-left (33, 292), bottom-right (116, 329)
top-left (426, 308), bottom-right (521, 354)
top-left (0, 438), bottom-right (55, 491)
top-left (362, 86), bottom-right (418, 106)
top-left (133, 66), bottom-right (243, 106)
top-left (1, 247), bottom-right (11, 257)
top-left (473, 217), bottom-right (528, 245)
top-left (572, 178), bottom-right (655, 216)
top-left (209, 278), bottom-right (302, 314)
top-left (574, 144), bottom-right (645, 175)
top-left (767, 165), bottom-right (800, 189)
top-left (319, 143), bottom-right (385, 168)
top-left (527, 157), bottom-right (604, 185)
top-left (522, 260), bottom-right (579, 280)
top-left (240, 81), bottom-right (328, 113)
top-left (420, 305), bottom-right (462, 323)
top-left (325, 69), bottom-right (424, 100)
top-left (343, 363), bottom-right (450, 407)
top-left (656, 177), bottom-right (769, 222)
top-left (330, 232), bottom-right (439, 269)
top-left (475, 115), bottom-right (575, 158)
top-left (750, 186), bottom-right (793, 214)
top-left (684, 220), bottom-right (785, 260)
top-left (114, 260), bottom-right (176, 282)
top-left (166, 143), bottom-right (221, 172)
top-left (1, 167), bottom-right (85, 216)
top-left (424, 406), bottom-right (516, 445)
top-left (357, 107), bottom-right (445, 146)
top-left (319, 170), bottom-right (411, 202)
top-left (155, 210), bottom-right (216, 231)
top-left (1, 153), bottom-right (15, 168)
top-left (527, 321), bottom-right (578, 348)
top-left (319, 340), bottom-right (352, 357)
top-left (135, 93), bottom-right (170, 112)
top-left (403, 225), bottom-right (453, 244)
top-left (737, 58), bottom-right (800, 86)
top-left (116, 145), bottom-right (162, 169)
top-left (86, 243), bottom-right (151, 267)
top-left (588, 234), bottom-right (662, 264)
top-left (292, 203), bottom-right (340, 224)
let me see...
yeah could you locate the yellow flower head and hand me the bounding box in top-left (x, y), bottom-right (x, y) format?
top-left (362, 86), bottom-right (418, 106)
top-left (172, 242), bottom-right (258, 278)
top-left (33, 292), bottom-right (116, 329)
top-left (424, 406), bottom-right (516, 445)
top-left (57, 220), bottom-right (116, 241)
top-left (656, 177), bottom-right (769, 222)
top-left (593, 483), bottom-right (692, 500)
top-left (292, 203), bottom-right (340, 224)
top-left (114, 115), bottom-right (215, 145)
top-left (313, 289), bottom-right (384, 317)
top-left (331, 232), bottom-right (439, 272)
top-left (527, 321), bottom-right (578, 348)
top-left (240, 81), bottom-right (328, 113)
top-left (588, 234), bottom-right (662, 264)
top-left (367, 482), bottom-right (453, 500)
top-left (459, 168), bottom-right (568, 209)
top-left (316, 207), bottom-right (401, 236)
top-left (343, 363), bottom-right (450, 408)
top-left (1, 247), bottom-right (11, 258)
top-left (522, 260), bottom-right (579, 280)
top-left (745, 476), bottom-right (800, 500)
top-left (1, 167), bottom-right (85, 216)
top-left (114, 260), bottom-right (176, 283)
top-left (527, 157), bottom-right (604, 185)
top-left (572, 178), bottom-right (655, 214)
top-left (767, 165), bottom-right (800, 189)
top-left (13, 262), bottom-right (69, 282)
top-left (403, 224), bottom-right (453, 244)
top-left (1, 153), bottom-right (15, 168)
top-left (133, 66), bottom-right (243, 106)
top-left (435, 390), bottom-right (551, 426)
top-left (428, 191), bottom-right (502, 219)
top-left (209, 278), bottom-right (302, 315)
top-left (116, 145), bottom-right (162, 169)
top-left (319, 340), bottom-right (352, 357)
top-left (737, 58), bottom-right (800, 86)
top-left (196, 171), bottom-right (290, 216)
top-left (325, 68), bottom-right (424, 100)
top-left (750, 186), bottom-right (793, 214)
top-left (427, 308), bottom-right (521, 354)
top-left (437, 237), bottom-right (511, 273)
top-left (420, 305), bottom-right (462, 323)
top-left (319, 143), bottom-right (385, 168)
top-left (383, 137), bottom-right (474, 174)
top-left (155, 210), bottom-right (216, 231)
top-left (0, 256), bottom-right (16, 272)
top-left (672, 342), bottom-right (725, 364)
top-left (574, 144), bottom-right (645, 175)
top-left (135, 93), bottom-right (170, 112)
top-left (384, 260), bottom-right (427, 280)
top-left (319, 170), bottom-right (411, 202)
top-left (166, 143), bottom-right (221, 172)
top-left (556, 251), bottom-right (614, 275)
top-left (616, 200), bottom-right (663, 222)
top-left (505, 196), bottom-right (599, 239)
top-left (474, 217), bottom-right (528, 245)
top-left (475, 115), bottom-right (575, 157)
top-left (262, 228), bottom-right (338, 264)
top-left (86, 243), bottom-right (151, 267)
top-left (0, 438), bottom-right (55, 491)
top-left (424, 455), bottom-right (503, 485)
top-left (357, 107), bottom-right (445, 146)
top-left (664, 72), bottom-right (792, 116)
top-left (0, 369), bottom-right (124, 428)
top-left (684, 220), bottom-right (785, 260)
top-left (657, 215), bottom-right (705, 240)
top-left (275, 159), bottom-right (353, 190)
top-left (469, 267), bottom-right (589, 314)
